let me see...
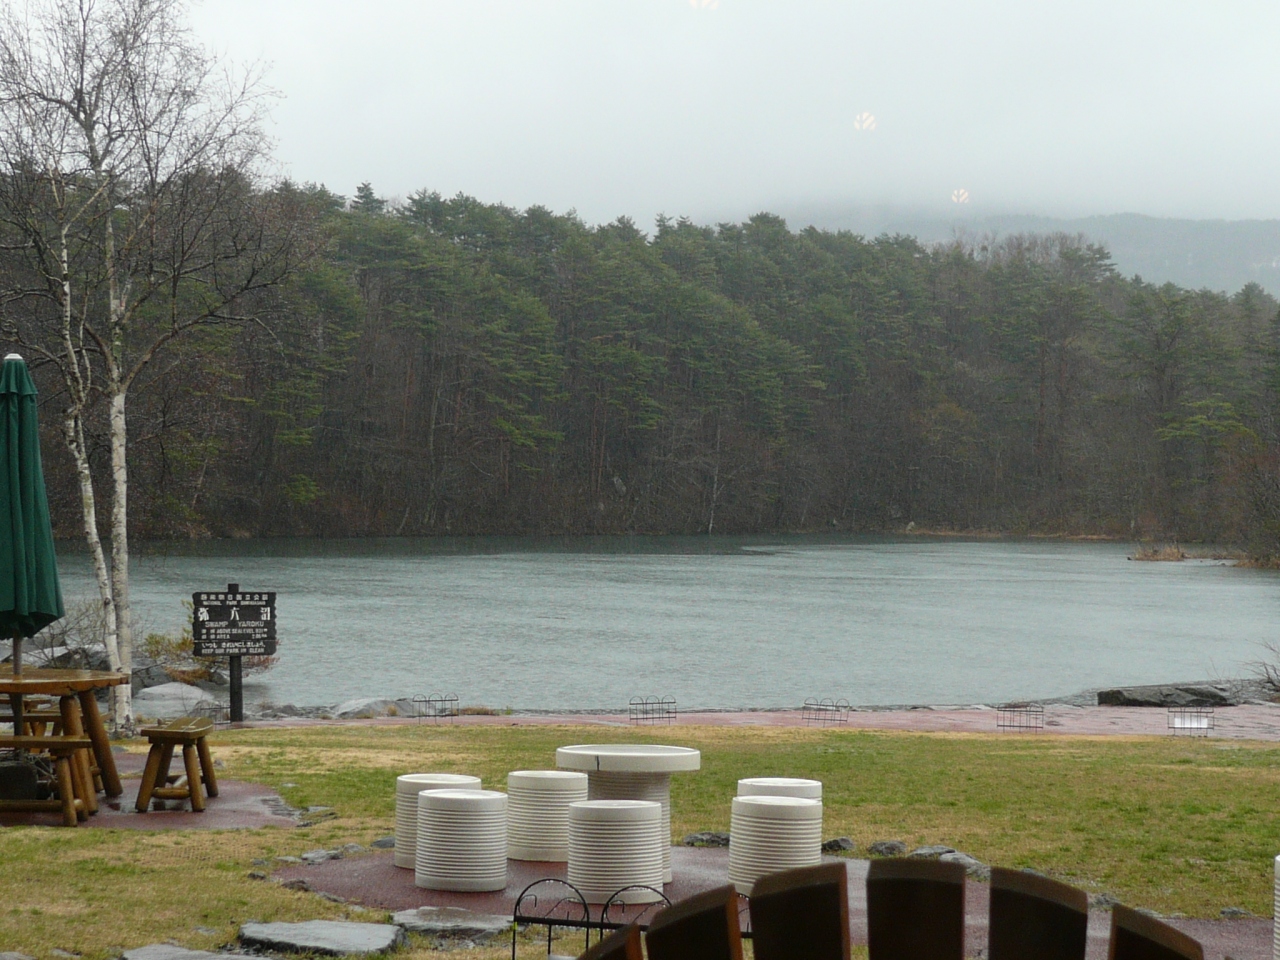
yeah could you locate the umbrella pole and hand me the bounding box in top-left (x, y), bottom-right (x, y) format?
top-left (10, 630), bottom-right (20, 736)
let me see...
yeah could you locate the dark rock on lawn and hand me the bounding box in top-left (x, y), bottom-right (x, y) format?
top-left (868, 840), bottom-right (907, 857)
top-left (939, 851), bottom-right (990, 880)
top-left (822, 837), bottom-right (855, 854)
top-left (392, 906), bottom-right (511, 941)
top-left (1097, 684), bottom-right (1233, 707)
top-left (682, 831), bottom-right (730, 847)
top-left (908, 845), bottom-right (956, 859)
top-left (121, 947), bottom-right (226, 960)
top-left (280, 878), bottom-right (313, 891)
top-left (1221, 907), bottom-right (1252, 918)
top-left (239, 920), bottom-right (405, 956)
top-left (371, 836), bottom-right (396, 849)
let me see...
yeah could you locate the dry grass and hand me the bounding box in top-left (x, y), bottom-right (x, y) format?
top-left (3, 722), bottom-right (1279, 959)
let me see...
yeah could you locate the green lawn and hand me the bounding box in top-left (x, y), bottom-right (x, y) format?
top-left (1, 723), bottom-right (1277, 960)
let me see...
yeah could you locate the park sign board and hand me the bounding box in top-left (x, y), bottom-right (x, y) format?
top-left (191, 590), bottom-right (277, 657)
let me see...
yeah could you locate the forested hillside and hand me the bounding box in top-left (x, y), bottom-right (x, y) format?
top-left (27, 188), bottom-right (1280, 546)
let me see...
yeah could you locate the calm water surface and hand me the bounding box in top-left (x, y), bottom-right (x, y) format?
top-left (55, 537), bottom-right (1280, 710)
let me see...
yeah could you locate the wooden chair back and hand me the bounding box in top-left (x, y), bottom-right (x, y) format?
top-left (865, 857), bottom-right (966, 960)
top-left (645, 885), bottom-right (744, 960)
top-left (1108, 904), bottom-right (1203, 960)
top-left (988, 867), bottom-right (1088, 960)
top-left (748, 862), bottom-right (850, 960)
top-left (578, 923), bottom-right (642, 960)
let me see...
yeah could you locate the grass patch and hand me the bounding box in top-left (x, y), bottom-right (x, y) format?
top-left (2, 723), bottom-right (1278, 958)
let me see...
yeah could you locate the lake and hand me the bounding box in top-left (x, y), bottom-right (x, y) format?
top-left (55, 536), bottom-right (1280, 711)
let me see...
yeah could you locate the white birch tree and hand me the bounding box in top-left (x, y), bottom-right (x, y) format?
top-left (0, 0), bottom-right (315, 730)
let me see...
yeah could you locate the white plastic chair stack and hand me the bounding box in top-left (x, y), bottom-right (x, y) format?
top-left (737, 777), bottom-right (822, 800)
top-left (727, 794), bottom-right (823, 895)
top-left (588, 771), bottom-right (674, 881)
top-left (1273, 854), bottom-right (1280, 960)
top-left (567, 799), bottom-right (665, 903)
top-left (507, 769), bottom-right (589, 861)
top-left (394, 773), bottom-right (481, 868)
top-left (415, 788), bottom-right (508, 892)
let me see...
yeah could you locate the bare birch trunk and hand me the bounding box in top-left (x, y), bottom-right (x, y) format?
top-left (108, 387), bottom-right (133, 732)
top-left (105, 210), bottom-right (134, 732)
top-left (57, 223), bottom-right (126, 726)
top-left (62, 412), bottom-right (118, 657)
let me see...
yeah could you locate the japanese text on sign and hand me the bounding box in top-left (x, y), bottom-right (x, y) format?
top-left (192, 591), bottom-right (278, 657)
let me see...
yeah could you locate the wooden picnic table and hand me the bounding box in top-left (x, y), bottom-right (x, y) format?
top-left (0, 668), bottom-right (128, 801)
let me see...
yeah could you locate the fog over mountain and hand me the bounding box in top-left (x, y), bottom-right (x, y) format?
top-left (190, 0), bottom-right (1280, 290)
top-left (773, 207), bottom-right (1280, 296)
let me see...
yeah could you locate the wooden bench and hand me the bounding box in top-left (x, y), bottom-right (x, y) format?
top-left (1, 707), bottom-right (65, 736)
top-left (136, 717), bottom-right (219, 813)
top-left (0, 735), bottom-right (93, 826)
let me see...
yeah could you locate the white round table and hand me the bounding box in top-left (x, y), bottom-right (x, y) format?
top-left (555, 744), bottom-right (701, 883)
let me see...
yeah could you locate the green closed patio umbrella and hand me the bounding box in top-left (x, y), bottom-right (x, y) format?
top-left (0, 353), bottom-right (64, 733)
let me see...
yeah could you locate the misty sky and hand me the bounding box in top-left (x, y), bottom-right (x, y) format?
top-left (191, 0), bottom-right (1280, 227)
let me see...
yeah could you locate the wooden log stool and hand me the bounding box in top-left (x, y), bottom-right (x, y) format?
top-left (0, 735), bottom-right (93, 826)
top-left (135, 717), bottom-right (219, 813)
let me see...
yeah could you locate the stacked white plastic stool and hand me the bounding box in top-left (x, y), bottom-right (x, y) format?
top-left (1273, 854), bottom-right (1279, 960)
top-left (415, 788), bottom-right (509, 892)
top-left (737, 776), bottom-right (822, 800)
top-left (727, 794), bottom-right (823, 895)
top-left (507, 769), bottom-right (589, 861)
top-left (556, 744), bottom-right (701, 884)
top-left (394, 773), bottom-right (481, 868)
top-left (567, 799), bottom-right (665, 903)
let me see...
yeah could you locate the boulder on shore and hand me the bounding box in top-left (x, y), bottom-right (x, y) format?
top-left (131, 664), bottom-right (173, 695)
top-left (333, 698), bottom-right (396, 719)
top-left (1096, 684), bottom-right (1234, 707)
top-left (132, 681), bottom-right (216, 719)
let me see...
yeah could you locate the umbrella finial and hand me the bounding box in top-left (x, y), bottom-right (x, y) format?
top-left (4, 353), bottom-right (22, 361)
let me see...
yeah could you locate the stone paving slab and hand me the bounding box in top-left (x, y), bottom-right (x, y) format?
top-left (391, 906), bottom-right (511, 940)
top-left (121, 946), bottom-right (227, 960)
top-left (239, 920), bottom-right (405, 956)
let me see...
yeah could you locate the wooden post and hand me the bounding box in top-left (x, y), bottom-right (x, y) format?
top-left (10, 628), bottom-right (21, 737)
top-left (226, 583), bottom-right (243, 723)
top-left (229, 655), bottom-right (243, 723)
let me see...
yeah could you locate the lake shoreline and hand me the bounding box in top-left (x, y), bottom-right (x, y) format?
top-left (215, 677), bottom-right (1273, 722)
top-left (220, 699), bottom-right (1280, 742)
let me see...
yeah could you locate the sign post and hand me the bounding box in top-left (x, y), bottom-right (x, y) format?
top-left (192, 583), bottom-right (277, 723)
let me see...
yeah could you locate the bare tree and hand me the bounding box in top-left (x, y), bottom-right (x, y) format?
top-left (0, 0), bottom-right (316, 729)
